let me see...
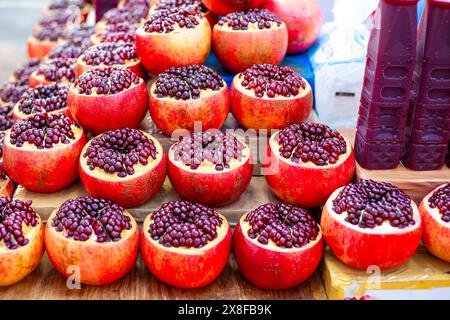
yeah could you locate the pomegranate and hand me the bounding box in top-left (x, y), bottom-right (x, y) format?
top-left (10, 59), bottom-right (41, 84)
top-left (96, 5), bottom-right (149, 32)
top-left (213, 9), bottom-right (288, 74)
top-left (141, 200), bottom-right (231, 288)
top-left (119, 0), bottom-right (150, 8)
top-left (0, 81), bottom-right (29, 107)
top-left (0, 198), bottom-right (44, 286)
top-left (67, 66), bottom-right (148, 134)
top-left (0, 169), bottom-right (14, 198)
top-left (149, 65), bottom-right (229, 135)
top-left (76, 42), bottom-right (145, 78)
top-left (150, 0), bottom-right (217, 29)
top-left (45, 196), bottom-right (139, 285)
top-left (321, 179), bottom-right (422, 270)
top-left (263, 0), bottom-right (323, 53)
top-left (135, 6), bottom-right (212, 76)
top-left (231, 64), bottom-right (313, 131)
top-left (3, 113), bottom-right (87, 193)
top-left (63, 25), bottom-right (96, 43)
top-left (0, 132), bottom-right (6, 170)
top-left (168, 131), bottom-right (253, 206)
top-left (201, 0), bottom-right (267, 15)
top-left (48, 38), bottom-right (91, 60)
top-left (29, 58), bottom-right (76, 88)
top-left (234, 203), bottom-right (324, 289)
top-left (0, 103), bottom-right (14, 132)
top-left (79, 128), bottom-right (166, 208)
top-left (12, 84), bottom-right (71, 121)
top-left (419, 184), bottom-right (450, 263)
top-left (43, 0), bottom-right (91, 22)
top-left (265, 123), bottom-right (355, 208)
top-left (90, 23), bottom-right (137, 45)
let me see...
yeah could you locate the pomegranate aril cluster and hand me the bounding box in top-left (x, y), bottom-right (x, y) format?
top-left (36, 58), bottom-right (76, 83)
top-left (13, 59), bottom-right (41, 83)
top-left (218, 9), bottom-right (282, 31)
top-left (278, 123), bottom-right (347, 166)
top-left (428, 184), bottom-right (450, 223)
top-left (333, 179), bottom-right (415, 229)
top-left (154, 65), bottom-right (224, 100)
top-left (32, 27), bottom-right (65, 42)
top-left (47, 0), bottom-right (86, 11)
top-left (173, 131), bottom-right (245, 171)
top-left (0, 197), bottom-right (38, 250)
top-left (239, 64), bottom-right (305, 98)
top-left (103, 6), bottom-right (149, 26)
top-left (245, 203), bottom-right (319, 248)
top-left (0, 103), bottom-right (14, 131)
top-left (121, 0), bottom-right (150, 8)
top-left (82, 43), bottom-right (138, 66)
top-left (84, 128), bottom-right (158, 177)
top-left (52, 196), bottom-right (132, 242)
top-left (74, 67), bottom-right (140, 95)
top-left (0, 81), bottom-right (28, 104)
top-left (0, 132), bottom-right (5, 158)
top-left (63, 25), bottom-right (95, 43)
top-left (143, 6), bottom-right (201, 33)
top-left (48, 39), bottom-right (90, 60)
top-left (95, 24), bottom-right (137, 44)
top-left (18, 84), bottom-right (68, 116)
top-left (155, 0), bottom-right (207, 14)
top-left (149, 200), bottom-right (223, 248)
top-left (9, 113), bottom-right (77, 149)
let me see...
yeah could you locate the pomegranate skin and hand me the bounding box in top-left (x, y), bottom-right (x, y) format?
top-left (3, 129), bottom-right (87, 193)
top-left (0, 219), bottom-right (44, 287)
top-left (202, 0), bottom-right (267, 15)
top-left (149, 84), bottom-right (230, 136)
top-left (419, 185), bottom-right (450, 263)
top-left (263, 0), bottom-right (323, 53)
top-left (213, 24), bottom-right (288, 74)
top-left (79, 148), bottom-right (167, 208)
top-left (233, 218), bottom-right (324, 290)
top-left (264, 133), bottom-right (355, 208)
top-left (45, 210), bottom-right (140, 285)
top-left (231, 75), bottom-right (313, 131)
top-left (27, 37), bottom-right (58, 59)
top-left (141, 214), bottom-right (232, 288)
top-left (67, 81), bottom-right (148, 135)
top-left (321, 188), bottom-right (422, 270)
top-left (168, 155), bottom-right (253, 207)
top-left (135, 18), bottom-right (212, 76)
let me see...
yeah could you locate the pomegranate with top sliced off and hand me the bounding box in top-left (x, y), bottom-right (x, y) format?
top-left (96, 5), bottom-right (149, 32)
top-left (0, 197), bottom-right (44, 286)
top-left (321, 180), bottom-right (422, 269)
top-left (234, 203), bottom-right (323, 289)
top-left (90, 23), bottom-right (137, 45)
top-left (29, 58), bottom-right (77, 88)
top-left (10, 59), bottom-right (41, 84)
top-left (419, 184), bottom-right (450, 263)
top-left (141, 200), bottom-right (232, 288)
top-left (45, 196), bottom-right (139, 285)
top-left (0, 81), bottom-right (29, 107)
top-left (202, 0), bottom-right (267, 15)
top-left (168, 131), bottom-right (253, 206)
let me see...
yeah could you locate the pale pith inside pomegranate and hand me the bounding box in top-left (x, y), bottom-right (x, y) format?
top-left (0, 103), bottom-right (14, 131)
top-left (12, 59), bottom-right (41, 83)
top-left (0, 81), bottom-right (29, 105)
top-left (82, 128), bottom-right (159, 178)
top-left (148, 200), bottom-right (228, 248)
top-left (79, 42), bottom-right (139, 69)
top-left (217, 9), bottom-right (282, 31)
top-left (332, 180), bottom-right (416, 229)
top-left (0, 198), bottom-right (40, 250)
top-left (13, 84), bottom-right (69, 119)
top-left (277, 123), bottom-right (348, 166)
top-left (91, 23), bottom-right (137, 44)
top-left (142, 6), bottom-right (202, 33)
top-left (428, 184), bottom-right (450, 223)
top-left (32, 58), bottom-right (76, 85)
top-left (51, 196), bottom-right (133, 242)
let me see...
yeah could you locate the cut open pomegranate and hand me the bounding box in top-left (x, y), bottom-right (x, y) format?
top-left (10, 59), bottom-right (41, 84)
top-left (149, 65), bottom-right (229, 135)
top-left (141, 200), bottom-right (232, 288)
top-left (0, 81), bottom-right (29, 107)
top-left (43, 0), bottom-right (91, 23)
top-left (231, 64), bottom-right (313, 131)
top-left (90, 23), bottom-right (137, 45)
top-left (68, 66), bottom-right (148, 134)
top-left (0, 197), bottom-right (44, 286)
top-left (234, 203), bottom-right (323, 289)
top-left (202, 0), bottom-right (267, 15)
top-left (0, 169), bottom-right (14, 198)
top-left (0, 103), bottom-right (14, 132)
top-left (265, 123), bottom-right (355, 208)
top-left (321, 180), bottom-right (422, 269)
top-left (29, 58), bottom-right (77, 88)
top-left (45, 196), bottom-right (139, 285)
top-left (96, 5), bottom-right (149, 32)
top-left (3, 113), bottom-right (87, 192)
top-left (419, 184), bottom-right (450, 263)
top-left (168, 131), bottom-right (253, 206)
top-left (213, 9), bottom-right (288, 73)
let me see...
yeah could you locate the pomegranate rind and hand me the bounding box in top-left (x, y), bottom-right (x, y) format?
top-left (27, 37), bottom-right (58, 59)
top-left (212, 23), bottom-right (288, 74)
top-left (264, 132), bottom-right (356, 208)
top-left (67, 79), bottom-right (148, 135)
top-left (167, 144), bottom-right (253, 206)
top-left (3, 128), bottom-right (87, 193)
top-left (0, 176), bottom-right (15, 198)
top-left (141, 212), bottom-right (232, 288)
top-left (149, 82), bottom-right (230, 135)
top-left (231, 75), bottom-right (313, 131)
top-left (79, 132), bottom-right (167, 208)
top-left (0, 217), bottom-right (44, 287)
top-left (135, 18), bottom-right (212, 76)
top-left (233, 212), bottom-right (324, 290)
top-left (321, 187), bottom-right (422, 270)
top-left (45, 209), bottom-right (139, 285)
top-left (75, 56), bottom-right (146, 79)
top-left (12, 101), bottom-right (71, 121)
top-left (202, 0), bottom-right (267, 15)
top-left (420, 185), bottom-right (450, 263)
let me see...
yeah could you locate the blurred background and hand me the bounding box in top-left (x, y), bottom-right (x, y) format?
top-left (0, 0), bottom-right (333, 83)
